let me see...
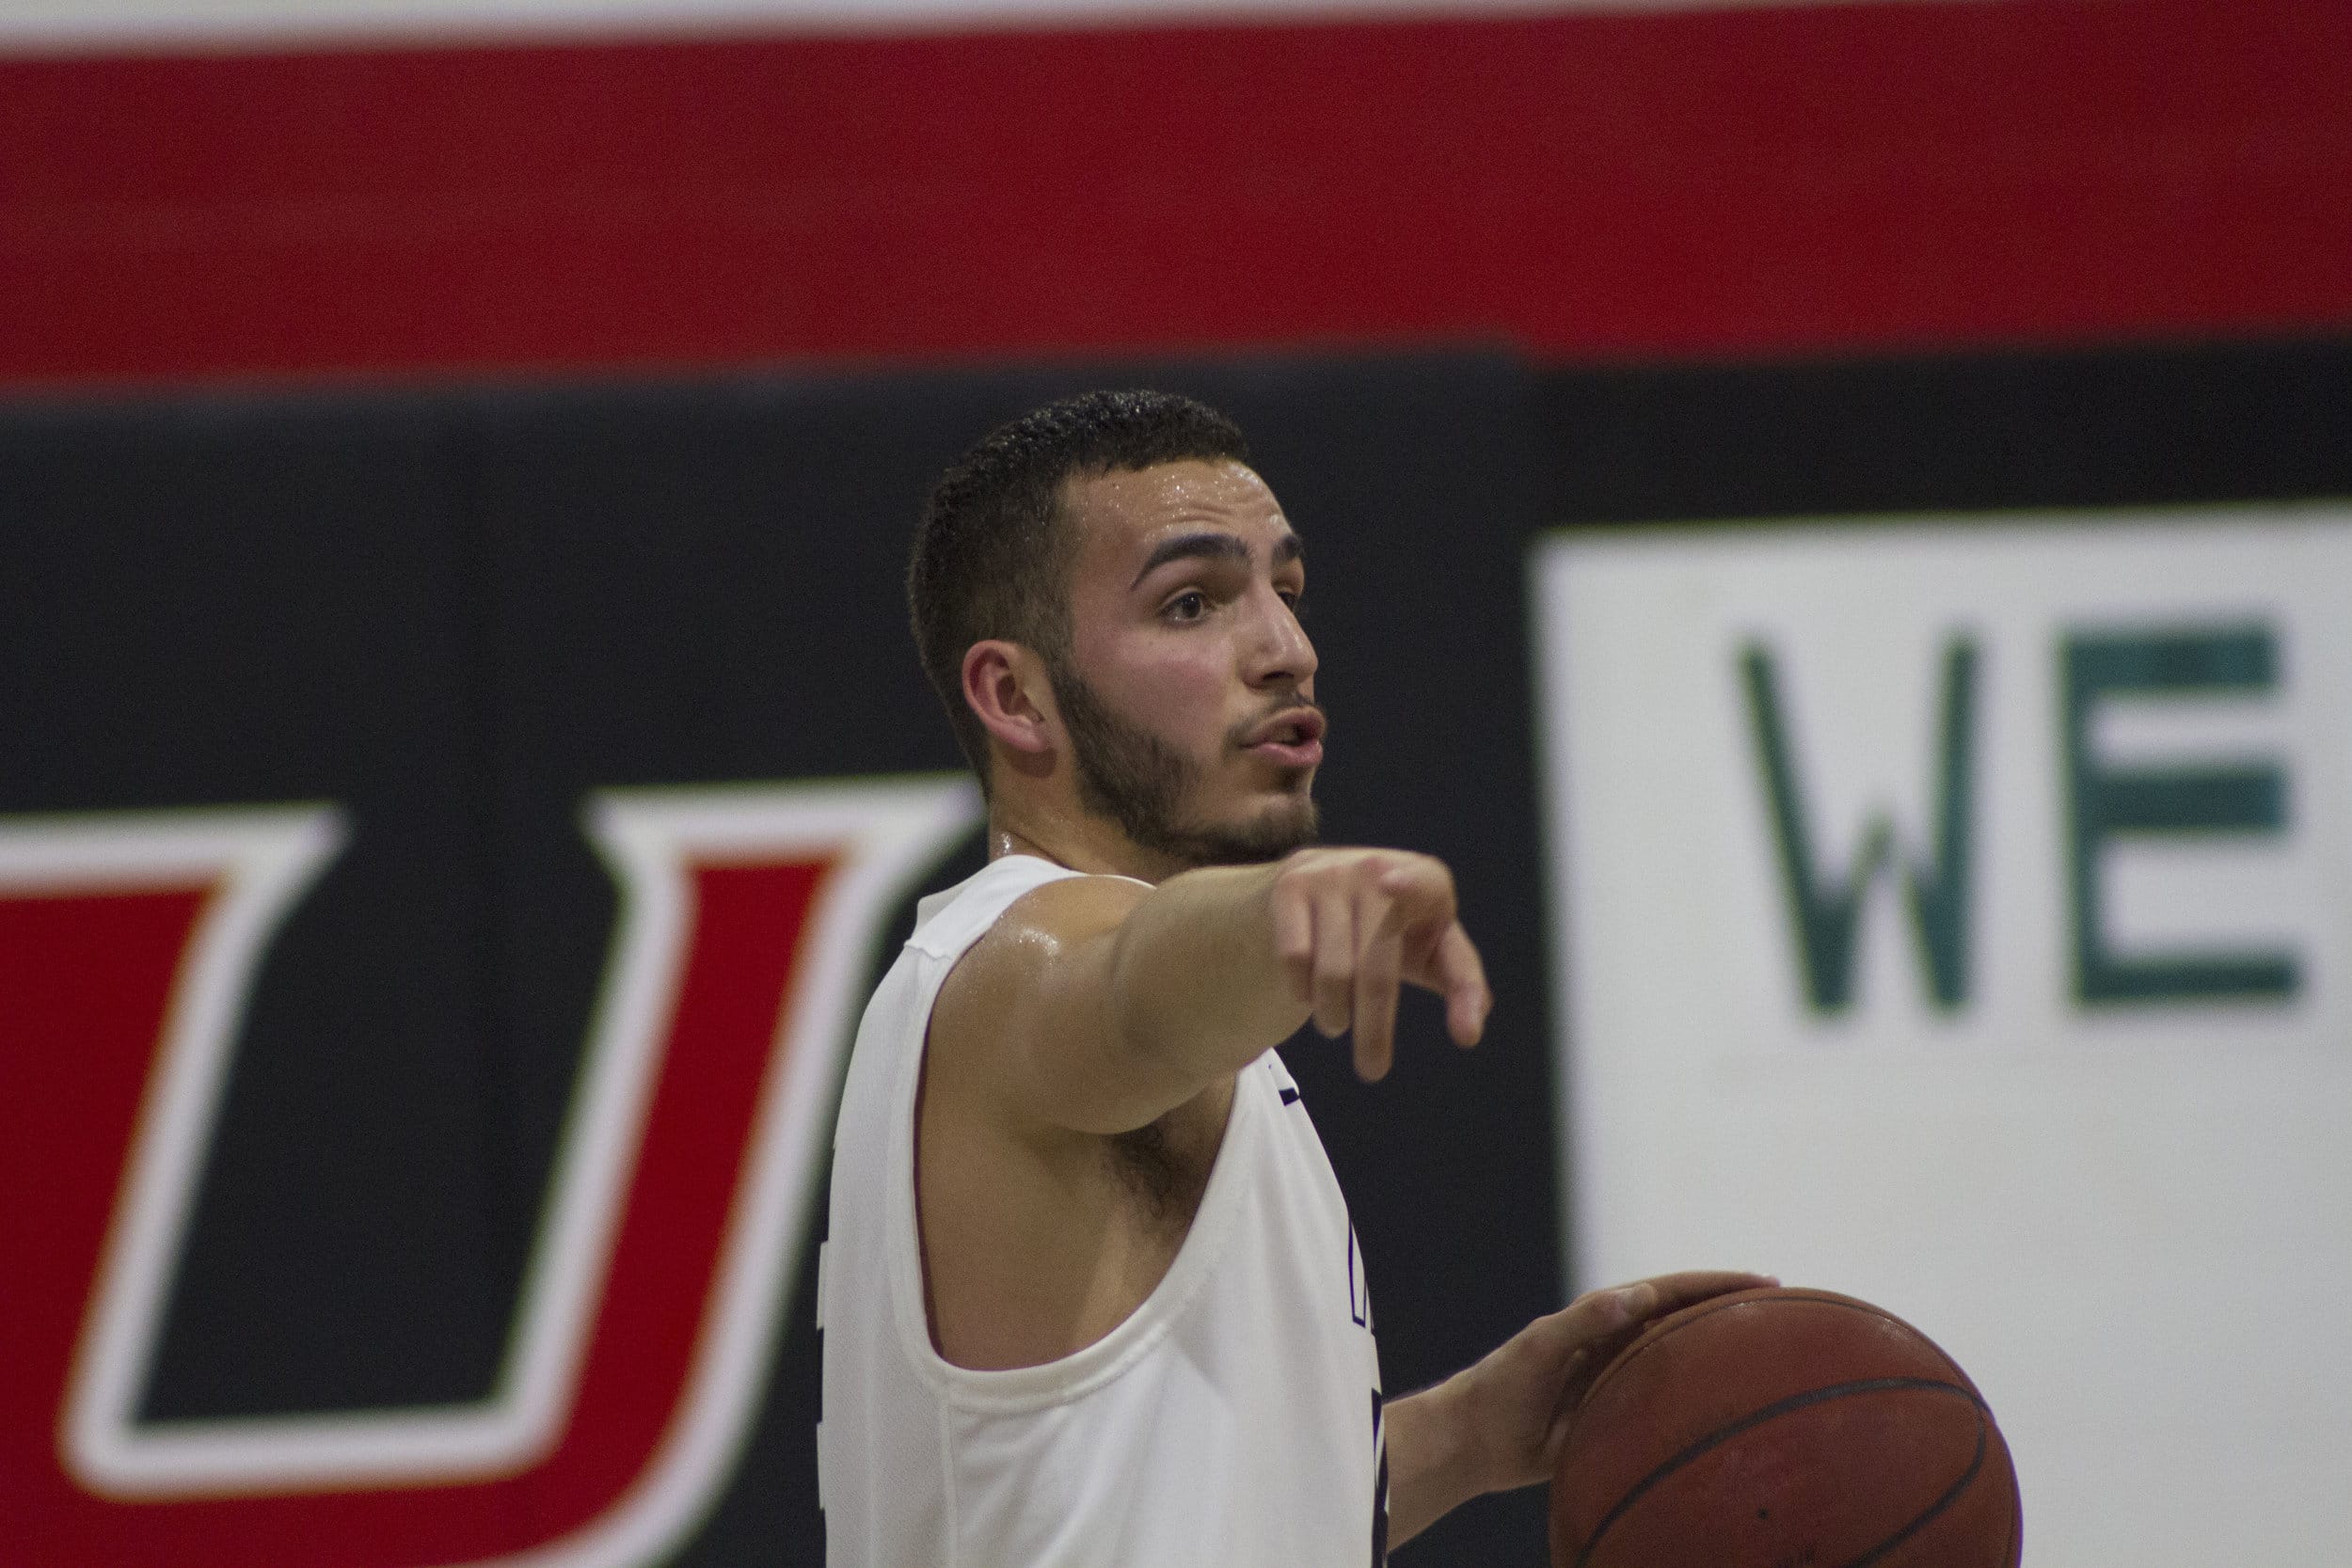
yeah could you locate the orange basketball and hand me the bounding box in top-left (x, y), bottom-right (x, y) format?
top-left (1549, 1287), bottom-right (2021, 1568)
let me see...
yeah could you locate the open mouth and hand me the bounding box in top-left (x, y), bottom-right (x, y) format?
top-left (1244, 707), bottom-right (1326, 767)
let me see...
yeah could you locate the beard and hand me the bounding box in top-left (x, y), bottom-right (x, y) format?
top-left (1047, 659), bottom-right (1321, 870)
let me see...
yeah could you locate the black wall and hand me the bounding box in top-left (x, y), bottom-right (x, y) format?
top-left (5, 338), bottom-right (2345, 1564)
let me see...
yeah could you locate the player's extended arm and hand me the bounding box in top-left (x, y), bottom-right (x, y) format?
top-left (1382, 1270), bottom-right (1777, 1548)
top-left (937, 847), bottom-right (1490, 1135)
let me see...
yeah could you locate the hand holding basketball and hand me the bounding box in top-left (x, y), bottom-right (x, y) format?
top-left (1439, 1271), bottom-right (1777, 1494)
top-left (1549, 1287), bottom-right (2023, 1568)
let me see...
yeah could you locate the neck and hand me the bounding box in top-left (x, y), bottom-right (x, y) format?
top-left (982, 788), bottom-right (1186, 885)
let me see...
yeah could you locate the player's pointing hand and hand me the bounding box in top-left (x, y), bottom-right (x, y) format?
top-left (1268, 847), bottom-right (1492, 1081)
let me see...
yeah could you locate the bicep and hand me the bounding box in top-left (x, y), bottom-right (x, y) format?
top-left (928, 877), bottom-right (1202, 1136)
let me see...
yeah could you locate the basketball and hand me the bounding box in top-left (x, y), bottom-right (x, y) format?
top-left (1549, 1287), bottom-right (2021, 1568)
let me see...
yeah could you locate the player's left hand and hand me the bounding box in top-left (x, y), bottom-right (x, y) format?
top-left (1445, 1270), bottom-right (1777, 1492)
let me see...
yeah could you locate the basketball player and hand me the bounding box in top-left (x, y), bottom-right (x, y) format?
top-left (818, 390), bottom-right (1768, 1564)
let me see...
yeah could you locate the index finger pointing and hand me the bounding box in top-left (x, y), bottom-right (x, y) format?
top-left (1435, 923), bottom-right (1489, 1046)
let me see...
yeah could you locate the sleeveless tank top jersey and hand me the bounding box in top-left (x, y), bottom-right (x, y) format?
top-left (818, 854), bottom-right (1389, 1567)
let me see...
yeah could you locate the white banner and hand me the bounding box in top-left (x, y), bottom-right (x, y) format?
top-left (1534, 505), bottom-right (2352, 1565)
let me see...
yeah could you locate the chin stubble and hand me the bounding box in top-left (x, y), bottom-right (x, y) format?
top-left (1047, 661), bottom-right (1320, 869)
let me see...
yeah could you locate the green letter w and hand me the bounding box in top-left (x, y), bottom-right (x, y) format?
top-left (1740, 638), bottom-right (1979, 1014)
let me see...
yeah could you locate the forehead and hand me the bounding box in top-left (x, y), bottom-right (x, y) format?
top-left (1059, 459), bottom-right (1294, 574)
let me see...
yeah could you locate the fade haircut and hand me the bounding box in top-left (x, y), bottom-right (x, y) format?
top-left (909, 389), bottom-right (1253, 783)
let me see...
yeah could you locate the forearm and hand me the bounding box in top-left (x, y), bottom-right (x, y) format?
top-left (1383, 1378), bottom-right (1490, 1549)
top-left (1104, 860), bottom-right (1312, 1081)
top-left (995, 845), bottom-right (1480, 1132)
top-left (1382, 1273), bottom-right (1777, 1549)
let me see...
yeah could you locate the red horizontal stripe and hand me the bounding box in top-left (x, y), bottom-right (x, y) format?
top-left (3, 0), bottom-right (2348, 388)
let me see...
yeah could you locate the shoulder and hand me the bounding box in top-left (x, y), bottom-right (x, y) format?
top-left (925, 870), bottom-right (1151, 1126)
top-left (946, 870), bottom-right (1152, 1007)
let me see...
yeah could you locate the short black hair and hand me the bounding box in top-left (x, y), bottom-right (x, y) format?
top-left (909, 389), bottom-right (1253, 782)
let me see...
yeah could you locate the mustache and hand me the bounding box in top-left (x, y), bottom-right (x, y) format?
top-left (1225, 691), bottom-right (1326, 750)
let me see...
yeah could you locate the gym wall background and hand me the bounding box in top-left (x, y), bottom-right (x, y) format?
top-left (6, 4), bottom-right (2349, 1563)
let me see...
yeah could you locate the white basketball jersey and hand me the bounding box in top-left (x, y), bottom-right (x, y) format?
top-left (818, 853), bottom-right (1389, 1567)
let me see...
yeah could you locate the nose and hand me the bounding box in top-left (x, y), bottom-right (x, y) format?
top-left (1245, 583), bottom-right (1318, 690)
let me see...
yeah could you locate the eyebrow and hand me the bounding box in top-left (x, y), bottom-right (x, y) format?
top-left (1128, 530), bottom-right (1306, 590)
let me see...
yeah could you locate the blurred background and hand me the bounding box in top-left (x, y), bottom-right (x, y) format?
top-left (4, 1), bottom-right (2349, 1563)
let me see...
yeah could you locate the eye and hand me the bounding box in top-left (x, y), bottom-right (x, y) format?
top-left (1278, 587), bottom-right (1306, 615)
top-left (1164, 589), bottom-right (1209, 623)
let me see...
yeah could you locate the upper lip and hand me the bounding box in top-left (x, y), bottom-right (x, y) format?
top-left (1244, 707), bottom-right (1326, 749)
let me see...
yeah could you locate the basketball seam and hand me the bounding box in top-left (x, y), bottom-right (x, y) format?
top-left (1846, 1414), bottom-right (1987, 1568)
top-left (1570, 1375), bottom-right (1989, 1568)
top-left (1577, 1291), bottom-right (1975, 1413)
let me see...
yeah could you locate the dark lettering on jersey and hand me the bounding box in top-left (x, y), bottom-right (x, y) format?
top-left (1370, 1387), bottom-right (1390, 1568)
top-left (1279, 1085), bottom-right (1301, 1105)
top-left (1347, 1224), bottom-right (1369, 1330)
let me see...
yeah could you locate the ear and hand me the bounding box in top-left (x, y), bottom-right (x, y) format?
top-left (961, 640), bottom-right (1060, 761)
